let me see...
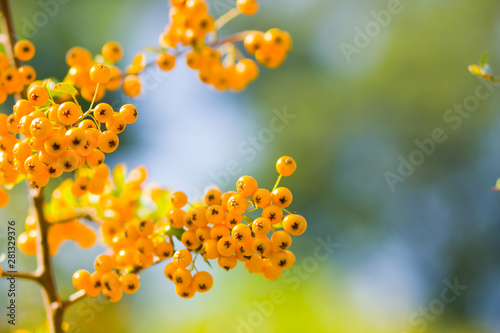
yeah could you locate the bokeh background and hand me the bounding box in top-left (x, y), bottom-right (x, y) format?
top-left (1, 0), bottom-right (500, 332)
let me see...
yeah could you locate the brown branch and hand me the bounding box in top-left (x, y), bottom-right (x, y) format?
top-left (49, 213), bottom-right (100, 226)
top-left (0, 0), bottom-right (19, 68)
top-left (1, 270), bottom-right (41, 284)
top-left (33, 187), bottom-right (64, 333)
top-left (61, 290), bottom-right (86, 310)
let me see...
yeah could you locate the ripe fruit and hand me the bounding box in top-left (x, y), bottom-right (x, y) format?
top-left (191, 271), bottom-right (213, 293)
top-left (28, 86), bottom-right (48, 107)
top-left (237, 0), bottom-right (259, 15)
top-left (14, 40), bottom-right (35, 61)
top-left (102, 42), bottom-right (123, 63)
top-left (90, 64), bottom-right (112, 84)
top-left (276, 156), bottom-right (296, 176)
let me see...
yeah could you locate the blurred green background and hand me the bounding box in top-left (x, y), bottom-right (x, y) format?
top-left (1, 0), bottom-right (500, 332)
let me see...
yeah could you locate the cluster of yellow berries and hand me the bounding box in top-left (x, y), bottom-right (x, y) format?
top-left (64, 42), bottom-right (123, 101)
top-left (160, 0), bottom-right (215, 48)
top-left (59, 157), bottom-right (304, 301)
top-left (244, 29), bottom-right (292, 69)
top-left (164, 156), bottom-right (305, 294)
top-left (0, 91), bottom-right (136, 188)
top-left (0, 39), bottom-right (36, 103)
top-left (0, 53), bottom-right (138, 205)
top-left (147, 0), bottom-right (290, 91)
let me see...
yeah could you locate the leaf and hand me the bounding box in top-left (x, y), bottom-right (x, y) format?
top-left (113, 163), bottom-right (127, 193)
top-left (242, 215), bottom-right (253, 224)
top-left (165, 225), bottom-right (185, 241)
top-left (53, 82), bottom-right (78, 97)
top-left (481, 52), bottom-right (488, 68)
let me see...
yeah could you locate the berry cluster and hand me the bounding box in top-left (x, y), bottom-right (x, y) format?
top-left (64, 42), bottom-right (124, 101)
top-left (0, 39), bottom-right (36, 104)
top-left (138, 0), bottom-right (291, 91)
top-left (160, 0), bottom-right (215, 48)
top-left (57, 157), bottom-right (304, 301)
top-left (164, 156), bottom-right (305, 293)
top-left (0, 59), bottom-right (137, 204)
top-left (244, 29), bottom-right (292, 69)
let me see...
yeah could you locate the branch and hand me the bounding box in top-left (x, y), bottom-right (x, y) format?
top-left (49, 213), bottom-right (101, 226)
top-left (0, 0), bottom-right (19, 68)
top-left (61, 290), bottom-right (86, 310)
top-left (1, 270), bottom-right (41, 284)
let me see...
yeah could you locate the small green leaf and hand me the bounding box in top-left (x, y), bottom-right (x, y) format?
top-left (165, 225), bottom-right (185, 241)
top-left (242, 215), bottom-right (253, 224)
top-left (53, 82), bottom-right (78, 97)
top-left (273, 222), bottom-right (283, 229)
top-left (481, 52), bottom-right (488, 68)
top-left (113, 163), bottom-right (127, 193)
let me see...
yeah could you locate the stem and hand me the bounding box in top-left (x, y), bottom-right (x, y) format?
top-left (88, 83), bottom-right (99, 111)
top-left (215, 7), bottom-right (242, 31)
top-left (272, 175), bottom-right (282, 192)
top-left (214, 30), bottom-right (258, 46)
top-left (0, 270), bottom-right (41, 284)
top-left (0, 0), bottom-right (19, 68)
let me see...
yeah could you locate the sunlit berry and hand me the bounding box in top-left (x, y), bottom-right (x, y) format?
top-left (14, 40), bottom-right (35, 61)
top-left (90, 64), bottom-right (112, 84)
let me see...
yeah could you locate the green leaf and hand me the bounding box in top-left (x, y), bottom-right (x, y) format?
top-left (242, 215), bottom-right (253, 224)
top-left (481, 52), bottom-right (488, 68)
top-left (165, 225), bottom-right (185, 241)
top-left (113, 163), bottom-right (127, 193)
top-left (273, 222), bottom-right (283, 229)
top-left (53, 82), bottom-right (78, 97)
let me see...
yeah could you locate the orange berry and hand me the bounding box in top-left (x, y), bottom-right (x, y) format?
top-left (282, 214), bottom-right (307, 236)
top-left (58, 102), bottom-right (81, 125)
top-left (102, 41), bottom-right (123, 63)
top-left (72, 269), bottom-right (92, 290)
top-left (172, 249), bottom-right (192, 268)
top-left (252, 188), bottom-right (272, 208)
top-left (122, 75), bottom-right (141, 97)
top-left (227, 194), bottom-right (247, 215)
top-left (97, 131), bottom-right (119, 153)
top-left (271, 187), bottom-right (293, 208)
top-left (237, 0), bottom-right (259, 15)
top-left (191, 271), bottom-right (213, 293)
top-left (236, 176), bottom-right (258, 197)
top-left (66, 47), bottom-right (93, 67)
top-left (262, 205), bottom-right (283, 225)
top-left (119, 104), bottom-right (138, 124)
top-left (171, 191), bottom-right (188, 208)
top-left (18, 65), bottom-right (36, 85)
top-left (14, 40), bottom-right (35, 61)
top-left (90, 64), bottom-right (112, 84)
top-left (95, 254), bottom-right (115, 273)
top-left (93, 103), bottom-right (114, 123)
top-left (157, 52), bottom-right (176, 71)
top-left (28, 86), bottom-right (49, 107)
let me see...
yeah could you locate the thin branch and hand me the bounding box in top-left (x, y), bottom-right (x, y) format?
top-left (49, 213), bottom-right (101, 226)
top-left (61, 290), bottom-right (86, 310)
top-left (215, 7), bottom-right (242, 31)
top-left (1, 270), bottom-right (41, 284)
